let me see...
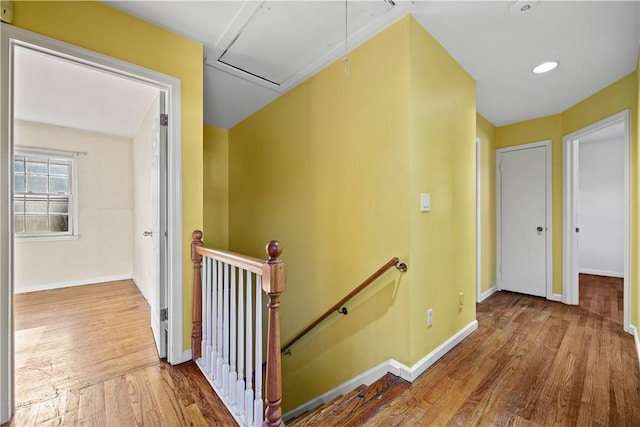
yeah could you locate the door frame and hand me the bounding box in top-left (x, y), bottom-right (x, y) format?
top-left (0, 25), bottom-right (184, 422)
top-left (562, 110), bottom-right (630, 332)
top-left (496, 140), bottom-right (553, 299)
top-left (476, 137), bottom-right (481, 302)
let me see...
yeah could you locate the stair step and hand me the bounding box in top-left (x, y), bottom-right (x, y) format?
top-left (290, 372), bottom-right (411, 427)
top-left (330, 373), bottom-right (410, 426)
top-left (292, 384), bottom-right (368, 426)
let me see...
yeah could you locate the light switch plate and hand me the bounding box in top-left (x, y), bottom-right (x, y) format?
top-left (420, 193), bottom-right (431, 212)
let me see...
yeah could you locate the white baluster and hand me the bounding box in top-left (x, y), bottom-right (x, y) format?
top-left (245, 273), bottom-right (254, 425)
top-left (236, 269), bottom-right (245, 417)
top-left (229, 265), bottom-right (237, 406)
top-left (254, 275), bottom-right (263, 427)
top-left (222, 262), bottom-right (230, 396)
top-left (209, 257), bottom-right (215, 373)
top-left (208, 259), bottom-right (217, 376)
top-left (201, 256), bottom-right (209, 371)
top-left (216, 259), bottom-right (224, 387)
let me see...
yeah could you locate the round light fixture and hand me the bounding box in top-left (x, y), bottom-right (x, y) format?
top-left (532, 61), bottom-right (559, 74)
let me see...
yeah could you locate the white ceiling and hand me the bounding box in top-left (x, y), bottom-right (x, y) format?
top-left (411, 1), bottom-right (640, 126)
top-left (102, 0), bottom-right (639, 130)
top-left (16, 2), bottom-right (639, 134)
top-left (14, 46), bottom-right (159, 138)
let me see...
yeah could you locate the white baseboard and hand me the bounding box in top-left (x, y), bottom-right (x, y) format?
top-left (547, 293), bottom-right (563, 302)
top-left (630, 325), bottom-right (640, 368)
top-left (178, 349), bottom-right (192, 364)
top-left (131, 276), bottom-right (151, 302)
top-left (389, 320), bottom-right (479, 382)
top-left (283, 320), bottom-right (479, 421)
top-left (478, 286), bottom-right (497, 302)
top-left (14, 274), bottom-right (133, 294)
top-left (579, 269), bottom-right (624, 278)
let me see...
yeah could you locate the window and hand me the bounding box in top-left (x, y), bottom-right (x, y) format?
top-left (14, 148), bottom-right (78, 239)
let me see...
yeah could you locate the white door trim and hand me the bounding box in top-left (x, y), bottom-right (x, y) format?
top-left (496, 140), bottom-right (553, 299)
top-left (562, 110), bottom-right (630, 332)
top-left (476, 137), bottom-right (481, 302)
top-left (0, 25), bottom-right (184, 423)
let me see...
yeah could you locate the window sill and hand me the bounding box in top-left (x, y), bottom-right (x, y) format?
top-left (15, 234), bottom-right (79, 243)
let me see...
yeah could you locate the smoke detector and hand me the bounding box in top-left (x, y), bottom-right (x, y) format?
top-left (510, 0), bottom-right (538, 15)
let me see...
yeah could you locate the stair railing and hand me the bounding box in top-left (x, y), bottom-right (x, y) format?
top-left (280, 257), bottom-right (407, 355)
top-left (191, 230), bottom-right (285, 427)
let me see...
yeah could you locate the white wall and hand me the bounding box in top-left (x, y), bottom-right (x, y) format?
top-left (578, 135), bottom-right (625, 277)
top-left (132, 95), bottom-right (158, 301)
top-left (14, 121), bottom-right (134, 292)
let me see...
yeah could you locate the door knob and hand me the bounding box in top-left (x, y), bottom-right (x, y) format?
top-left (536, 226), bottom-right (543, 232)
top-left (143, 230), bottom-right (153, 237)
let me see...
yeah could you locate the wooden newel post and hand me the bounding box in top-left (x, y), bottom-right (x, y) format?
top-left (191, 230), bottom-right (204, 361)
top-left (262, 241), bottom-right (286, 427)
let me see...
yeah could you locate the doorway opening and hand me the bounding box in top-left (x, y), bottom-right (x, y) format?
top-left (1, 25), bottom-right (184, 423)
top-left (562, 110), bottom-right (630, 332)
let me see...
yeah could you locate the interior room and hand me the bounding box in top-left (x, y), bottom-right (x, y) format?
top-left (1, 1), bottom-right (639, 425)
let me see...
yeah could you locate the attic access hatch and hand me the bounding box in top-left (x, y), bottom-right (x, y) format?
top-left (211, 0), bottom-right (397, 90)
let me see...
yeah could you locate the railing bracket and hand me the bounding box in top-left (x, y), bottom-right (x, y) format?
top-left (282, 348), bottom-right (292, 356)
top-left (337, 307), bottom-right (348, 315)
top-left (395, 262), bottom-right (408, 272)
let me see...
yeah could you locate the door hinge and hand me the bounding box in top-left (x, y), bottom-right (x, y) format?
top-left (160, 114), bottom-right (168, 126)
top-left (160, 308), bottom-right (168, 321)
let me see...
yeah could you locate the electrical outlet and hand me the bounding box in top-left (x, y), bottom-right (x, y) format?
top-left (427, 308), bottom-right (433, 327)
top-left (459, 292), bottom-right (464, 312)
top-left (1, 1), bottom-right (13, 24)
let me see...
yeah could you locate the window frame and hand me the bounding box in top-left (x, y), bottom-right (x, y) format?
top-left (13, 147), bottom-right (79, 241)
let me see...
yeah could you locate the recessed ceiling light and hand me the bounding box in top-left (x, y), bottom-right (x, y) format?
top-left (532, 61), bottom-right (559, 74)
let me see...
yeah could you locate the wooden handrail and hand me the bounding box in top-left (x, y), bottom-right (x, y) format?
top-left (280, 257), bottom-right (407, 354)
top-left (196, 245), bottom-right (265, 275)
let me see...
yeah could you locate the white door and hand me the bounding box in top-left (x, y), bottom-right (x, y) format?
top-left (498, 143), bottom-right (549, 297)
top-left (150, 92), bottom-right (168, 358)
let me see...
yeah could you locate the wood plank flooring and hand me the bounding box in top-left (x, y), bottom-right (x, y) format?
top-left (4, 275), bottom-right (640, 426)
top-left (359, 274), bottom-right (640, 425)
top-left (3, 280), bottom-right (236, 427)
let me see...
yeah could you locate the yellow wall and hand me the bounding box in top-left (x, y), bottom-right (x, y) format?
top-left (230, 17), bottom-right (411, 410)
top-left (476, 114), bottom-right (497, 295)
top-left (494, 73), bottom-right (637, 305)
top-left (407, 18), bottom-right (476, 362)
top-left (228, 16), bottom-right (475, 411)
top-left (495, 115), bottom-right (563, 294)
top-left (563, 73), bottom-right (636, 135)
top-left (12, 1), bottom-right (204, 350)
top-left (203, 125), bottom-right (229, 250)
top-left (563, 73), bottom-right (637, 328)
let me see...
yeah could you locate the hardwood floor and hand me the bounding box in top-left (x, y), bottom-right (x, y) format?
top-left (4, 280), bottom-right (236, 427)
top-left (361, 274), bottom-right (640, 426)
top-left (291, 274), bottom-right (640, 426)
top-left (5, 275), bottom-right (640, 426)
